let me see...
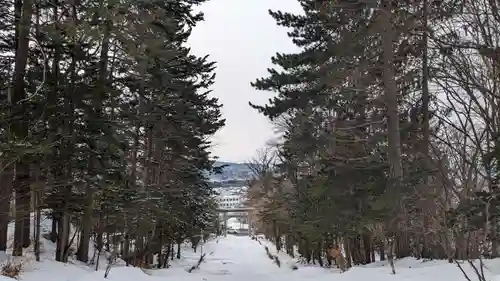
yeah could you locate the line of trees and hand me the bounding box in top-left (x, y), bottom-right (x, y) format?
top-left (0, 0), bottom-right (224, 267)
top-left (247, 0), bottom-right (500, 272)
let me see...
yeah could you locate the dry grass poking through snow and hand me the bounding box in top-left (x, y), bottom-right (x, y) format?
top-left (1, 260), bottom-right (23, 279)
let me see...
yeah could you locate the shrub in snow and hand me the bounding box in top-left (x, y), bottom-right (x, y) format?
top-left (104, 251), bottom-right (118, 278)
top-left (263, 246), bottom-right (282, 268)
top-left (264, 246), bottom-right (274, 260)
top-left (327, 247), bottom-right (347, 273)
top-left (187, 253), bottom-right (206, 273)
top-left (1, 261), bottom-right (22, 279)
top-left (273, 256), bottom-right (281, 268)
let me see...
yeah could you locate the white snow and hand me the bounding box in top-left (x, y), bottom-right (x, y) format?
top-left (1, 218), bottom-right (500, 281)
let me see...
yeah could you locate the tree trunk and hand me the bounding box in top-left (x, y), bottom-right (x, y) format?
top-left (0, 162), bottom-right (13, 251)
top-left (157, 249), bottom-right (164, 268)
top-left (363, 233), bottom-right (372, 264)
top-left (420, 0), bottom-right (433, 259)
top-left (13, 169), bottom-right (30, 256)
top-left (379, 241), bottom-right (386, 261)
top-left (304, 239), bottom-right (311, 263)
top-left (386, 238), bottom-right (396, 274)
top-left (371, 246), bottom-right (376, 262)
top-left (77, 184), bottom-right (93, 262)
top-left (163, 242), bottom-right (171, 268)
top-left (105, 220), bottom-right (110, 252)
top-left (56, 211), bottom-right (70, 262)
top-left (123, 233), bottom-right (130, 259)
top-left (22, 194), bottom-right (30, 248)
top-left (344, 237), bottom-right (352, 268)
top-left (273, 220), bottom-right (281, 251)
top-left (51, 213), bottom-right (58, 242)
top-left (34, 199), bottom-right (41, 261)
top-left (33, 165), bottom-right (42, 261)
top-left (381, 0), bottom-right (403, 222)
top-left (11, 0), bottom-right (35, 257)
top-left (315, 241), bottom-right (323, 267)
top-left (396, 232), bottom-right (411, 258)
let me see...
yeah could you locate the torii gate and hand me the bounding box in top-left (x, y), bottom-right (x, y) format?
top-left (216, 207), bottom-right (254, 236)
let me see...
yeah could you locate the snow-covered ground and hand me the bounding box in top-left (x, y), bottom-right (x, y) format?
top-left (2, 219), bottom-right (500, 281)
top-left (154, 237), bottom-right (500, 281)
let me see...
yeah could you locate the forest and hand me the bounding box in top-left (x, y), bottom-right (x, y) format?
top-left (0, 0), bottom-right (224, 267)
top-left (246, 0), bottom-right (500, 274)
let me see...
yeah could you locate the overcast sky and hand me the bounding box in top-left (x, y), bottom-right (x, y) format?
top-left (187, 0), bottom-right (303, 163)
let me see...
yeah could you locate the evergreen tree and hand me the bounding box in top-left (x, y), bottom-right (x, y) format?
top-left (248, 0), bottom-right (454, 268)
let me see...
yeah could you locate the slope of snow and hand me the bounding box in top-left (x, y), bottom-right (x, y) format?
top-left (0, 214), bottom-right (125, 281)
top-left (2, 219), bottom-right (500, 281)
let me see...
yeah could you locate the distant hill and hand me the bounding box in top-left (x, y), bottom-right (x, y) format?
top-left (208, 161), bottom-right (254, 184)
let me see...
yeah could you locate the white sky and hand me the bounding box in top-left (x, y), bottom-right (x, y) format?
top-left (188, 0), bottom-right (303, 163)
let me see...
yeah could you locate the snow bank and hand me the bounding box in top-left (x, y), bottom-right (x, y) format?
top-left (1, 219), bottom-right (499, 281)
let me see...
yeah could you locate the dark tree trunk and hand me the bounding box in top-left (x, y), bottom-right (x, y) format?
top-left (0, 164), bottom-right (13, 251)
top-left (344, 237), bottom-right (352, 268)
top-left (77, 185), bottom-right (93, 262)
top-left (55, 211), bottom-right (70, 262)
top-left (22, 204), bottom-right (30, 248)
top-left (13, 167), bottom-right (30, 256)
top-left (123, 233), bottom-right (130, 259)
top-left (11, 0), bottom-right (34, 257)
top-left (315, 241), bottom-right (323, 267)
top-left (379, 241), bottom-right (386, 261)
top-left (363, 233), bottom-right (372, 264)
top-left (34, 193), bottom-right (41, 261)
top-left (396, 232), bottom-right (411, 258)
top-left (51, 213), bottom-right (58, 242)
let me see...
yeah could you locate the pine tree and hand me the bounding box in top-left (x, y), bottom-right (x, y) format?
top-left (249, 0), bottom-right (437, 267)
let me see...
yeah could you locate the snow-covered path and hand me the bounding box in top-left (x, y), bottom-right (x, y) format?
top-left (153, 235), bottom-right (296, 281)
top-left (153, 235), bottom-right (500, 281)
top-left (196, 236), bottom-right (277, 274)
top-left (13, 232), bottom-right (500, 281)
